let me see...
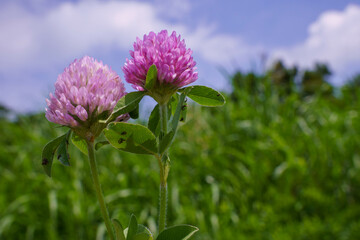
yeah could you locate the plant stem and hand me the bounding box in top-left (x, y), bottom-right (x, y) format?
top-left (158, 104), bottom-right (168, 233)
top-left (86, 140), bottom-right (115, 240)
top-left (159, 182), bottom-right (167, 233)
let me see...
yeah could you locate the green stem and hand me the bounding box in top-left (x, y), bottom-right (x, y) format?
top-left (159, 181), bottom-right (167, 233)
top-left (158, 104), bottom-right (168, 233)
top-left (86, 140), bottom-right (115, 240)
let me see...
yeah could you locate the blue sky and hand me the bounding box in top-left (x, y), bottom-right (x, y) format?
top-left (0, 0), bottom-right (359, 113)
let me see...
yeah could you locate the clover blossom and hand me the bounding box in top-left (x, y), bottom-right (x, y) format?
top-left (123, 30), bottom-right (198, 103)
top-left (46, 56), bottom-right (127, 138)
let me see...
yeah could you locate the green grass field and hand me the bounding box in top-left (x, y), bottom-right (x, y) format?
top-left (1, 66), bottom-right (360, 239)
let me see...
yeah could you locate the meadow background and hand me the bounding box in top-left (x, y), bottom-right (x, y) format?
top-left (1, 61), bottom-right (360, 240)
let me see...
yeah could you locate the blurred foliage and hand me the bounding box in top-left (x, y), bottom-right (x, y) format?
top-left (301, 63), bottom-right (333, 97)
top-left (268, 60), bottom-right (297, 96)
top-left (1, 62), bottom-right (360, 240)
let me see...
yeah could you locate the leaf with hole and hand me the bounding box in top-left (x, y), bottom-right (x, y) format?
top-left (172, 91), bottom-right (189, 132)
top-left (179, 85), bottom-right (225, 107)
top-left (104, 122), bottom-right (158, 155)
top-left (56, 130), bottom-right (72, 166)
top-left (170, 94), bottom-right (179, 116)
top-left (180, 105), bottom-right (187, 122)
top-left (41, 130), bottom-right (70, 177)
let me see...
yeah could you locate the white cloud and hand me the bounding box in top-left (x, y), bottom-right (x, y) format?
top-left (7, 2), bottom-right (359, 110)
top-left (0, 1), bottom-right (168, 72)
top-left (186, 24), bottom-right (260, 65)
top-left (273, 4), bottom-right (360, 83)
top-left (1, 1), bottom-right (359, 111)
top-left (0, 0), bottom-right (247, 73)
top-left (154, 0), bottom-right (191, 20)
top-left (0, 0), bottom-right (246, 111)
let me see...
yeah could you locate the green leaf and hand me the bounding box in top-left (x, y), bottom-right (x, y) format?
top-left (155, 91), bottom-right (189, 154)
top-left (148, 104), bottom-right (160, 136)
top-left (159, 131), bottom-right (175, 155)
top-left (156, 225), bottom-right (198, 240)
top-left (170, 94), bottom-right (179, 116)
top-left (180, 105), bottom-right (187, 122)
top-left (125, 223), bottom-right (153, 240)
top-left (95, 141), bottom-right (109, 151)
top-left (126, 214), bottom-right (138, 240)
top-left (124, 136), bottom-right (158, 155)
top-left (71, 133), bottom-right (88, 155)
top-left (136, 225), bottom-right (153, 239)
top-left (129, 104), bottom-right (140, 119)
top-left (56, 130), bottom-right (72, 166)
top-left (41, 132), bottom-right (68, 177)
top-left (145, 65), bottom-right (158, 90)
top-left (107, 92), bottom-right (145, 122)
top-left (173, 94), bottom-right (187, 123)
top-left (180, 85), bottom-right (225, 106)
top-left (104, 122), bottom-right (158, 155)
top-left (171, 91), bottom-right (188, 132)
top-left (112, 219), bottom-right (126, 240)
top-left (133, 233), bottom-right (152, 240)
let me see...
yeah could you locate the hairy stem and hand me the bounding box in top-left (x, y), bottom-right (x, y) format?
top-left (159, 181), bottom-right (167, 233)
top-left (86, 140), bottom-right (115, 240)
top-left (158, 104), bottom-right (168, 233)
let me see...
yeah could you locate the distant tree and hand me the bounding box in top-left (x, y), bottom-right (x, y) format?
top-left (230, 70), bottom-right (267, 103)
top-left (268, 60), bottom-right (297, 95)
top-left (344, 73), bottom-right (360, 88)
top-left (341, 73), bottom-right (360, 102)
top-left (229, 61), bottom-right (337, 102)
top-left (231, 71), bottom-right (257, 92)
top-left (0, 104), bottom-right (10, 119)
top-left (301, 63), bottom-right (333, 96)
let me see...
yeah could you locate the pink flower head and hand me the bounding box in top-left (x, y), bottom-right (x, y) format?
top-left (122, 30), bottom-right (198, 92)
top-left (46, 56), bottom-right (127, 128)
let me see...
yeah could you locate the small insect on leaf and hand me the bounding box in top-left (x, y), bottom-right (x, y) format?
top-left (42, 158), bottom-right (49, 165)
top-left (104, 122), bottom-right (158, 155)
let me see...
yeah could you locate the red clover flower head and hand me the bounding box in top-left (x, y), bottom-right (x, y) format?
top-left (45, 56), bottom-right (127, 137)
top-left (122, 30), bottom-right (198, 103)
